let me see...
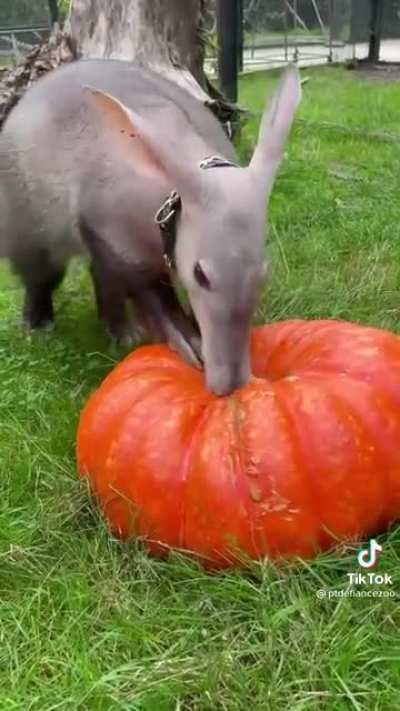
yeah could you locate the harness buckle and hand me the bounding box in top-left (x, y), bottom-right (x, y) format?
top-left (199, 155), bottom-right (238, 170)
top-left (154, 156), bottom-right (238, 271)
top-left (155, 190), bottom-right (181, 229)
top-left (154, 190), bottom-right (182, 270)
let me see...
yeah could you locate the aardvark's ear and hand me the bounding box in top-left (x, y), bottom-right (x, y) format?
top-left (83, 86), bottom-right (201, 199)
top-left (250, 66), bottom-right (301, 193)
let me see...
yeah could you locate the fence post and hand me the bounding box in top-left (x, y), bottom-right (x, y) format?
top-left (238, 0), bottom-right (243, 73)
top-left (11, 34), bottom-right (22, 65)
top-left (283, 0), bottom-right (289, 63)
top-left (328, 0), bottom-right (333, 62)
top-left (217, 0), bottom-right (239, 103)
top-left (368, 0), bottom-right (383, 63)
top-left (48, 0), bottom-right (59, 26)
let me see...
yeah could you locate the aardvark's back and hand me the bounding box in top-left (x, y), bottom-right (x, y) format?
top-left (0, 58), bottom-right (234, 259)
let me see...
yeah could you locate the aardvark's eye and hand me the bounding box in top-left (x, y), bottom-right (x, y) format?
top-left (194, 261), bottom-right (211, 290)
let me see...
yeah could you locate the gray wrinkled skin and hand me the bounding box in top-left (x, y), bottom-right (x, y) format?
top-left (0, 59), bottom-right (300, 396)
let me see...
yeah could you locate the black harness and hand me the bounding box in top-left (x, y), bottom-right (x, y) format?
top-left (154, 155), bottom-right (238, 270)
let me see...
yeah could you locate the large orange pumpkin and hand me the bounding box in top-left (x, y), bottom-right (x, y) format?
top-left (77, 320), bottom-right (400, 568)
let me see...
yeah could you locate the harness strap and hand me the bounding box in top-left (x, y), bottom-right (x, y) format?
top-left (199, 154), bottom-right (238, 170)
top-left (154, 190), bottom-right (182, 270)
top-left (154, 155), bottom-right (238, 270)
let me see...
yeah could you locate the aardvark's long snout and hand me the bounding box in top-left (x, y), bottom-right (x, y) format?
top-left (206, 358), bottom-right (251, 397)
top-left (201, 322), bottom-right (252, 397)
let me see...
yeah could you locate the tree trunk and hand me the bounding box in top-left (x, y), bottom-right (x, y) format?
top-left (66, 0), bottom-right (226, 107)
top-left (1, 0), bottom-right (240, 132)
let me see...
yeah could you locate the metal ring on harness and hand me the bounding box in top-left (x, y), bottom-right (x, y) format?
top-left (154, 156), bottom-right (238, 270)
top-left (155, 190), bottom-right (181, 227)
top-left (199, 155), bottom-right (238, 170)
top-left (154, 190), bottom-right (182, 270)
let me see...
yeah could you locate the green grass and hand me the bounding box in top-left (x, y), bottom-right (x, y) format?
top-left (1, 66), bottom-right (400, 708)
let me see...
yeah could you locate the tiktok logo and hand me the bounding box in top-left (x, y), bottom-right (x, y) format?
top-left (357, 538), bottom-right (383, 569)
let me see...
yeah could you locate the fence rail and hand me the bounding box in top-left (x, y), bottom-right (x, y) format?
top-left (2, 1), bottom-right (400, 71)
top-left (0, 25), bottom-right (50, 61)
top-left (211, 1), bottom-right (400, 75)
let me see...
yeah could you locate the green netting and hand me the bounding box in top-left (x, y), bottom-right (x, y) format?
top-left (0, 0), bottom-right (50, 29)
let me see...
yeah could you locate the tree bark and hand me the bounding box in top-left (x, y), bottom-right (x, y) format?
top-left (67, 0), bottom-right (220, 105)
top-left (1, 0), bottom-right (240, 133)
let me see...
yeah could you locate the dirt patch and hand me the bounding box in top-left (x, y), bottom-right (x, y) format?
top-left (349, 61), bottom-right (400, 82)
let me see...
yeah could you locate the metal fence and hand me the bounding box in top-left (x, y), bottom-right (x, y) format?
top-left (239, 0), bottom-right (400, 70)
top-left (2, 1), bottom-right (400, 69)
top-left (0, 28), bottom-right (51, 61)
top-left (0, 0), bottom-right (51, 62)
top-left (207, 1), bottom-right (400, 76)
